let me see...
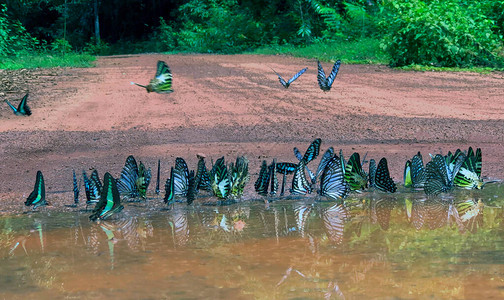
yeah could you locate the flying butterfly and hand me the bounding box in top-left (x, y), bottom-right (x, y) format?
top-left (344, 152), bottom-right (368, 192)
top-left (89, 172), bottom-right (124, 221)
top-left (374, 158), bottom-right (397, 193)
top-left (318, 155), bottom-right (350, 200)
top-left (25, 170), bottom-right (46, 209)
top-left (131, 60), bottom-right (173, 94)
top-left (271, 67), bottom-right (308, 89)
top-left (5, 93), bottom-right (31, 116)
top-left (317, 60), bottom-right (341, 91)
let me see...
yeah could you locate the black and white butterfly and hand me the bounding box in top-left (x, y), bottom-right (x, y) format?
top-left (293, 138), bottom-right (322, 183)
top-left (5, 93), bottom-right (31, 116)
top-left (195, 154), bottom-right (212, 192)
top-left (271, 67), bottom-right (307, 88)
top-left (276, 162), bottom-right (297, 196)
top-left (318, 155), bottom-right (350, 200)
top-left (72, 169), bottom-right (80, 206)
top-left (317, 60), bottom-right (341, 91)
top-left (83, 169), bottom-right (101, 209)
top-left (290, 160), bottom-right (312, 195)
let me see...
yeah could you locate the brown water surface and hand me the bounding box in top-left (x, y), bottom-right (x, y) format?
top-left (1, 186), bottom-right (504, 299)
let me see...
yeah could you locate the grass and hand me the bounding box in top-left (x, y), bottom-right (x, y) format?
top-left (397, 64), bottom-right (502, 74)
top-left (0, 52), bottom-right (96, 69)
top-left (248, 38), bottom-right (389, 64)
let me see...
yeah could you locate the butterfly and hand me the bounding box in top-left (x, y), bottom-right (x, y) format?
top-left (195, 154), bottom-right (212, 191)
top-left (5, 93), bottom-right (31, 116)
top-left (173, 157), bottom-right (190, 197)
top-left (228, 156), bottom-right (250, 198)
top-left (268, 159), bottom-right (278, 196)
top-left (293, 138), bottom-right (322, 183)
top-left (136, 161), bottom-right (151, 199)
top-left (404, 152), bottom-right (426, 188)
top-left (276, 162), bottom-right (297, 196)
top-left (210, 157), bottom-right (231, 199)
top-left (155, 159), bottom-right (161, 195)
top-left (89, 172), bottom-right (124, 221)
top-left (317, 60), bottom-right (341, 91)
top-left (131, 60), bottom-right (173, 93)
top-left (424, 153), bottom-right (465, 196)
top-left (374, 158), bottom-right (397, 193)
top-left (344, 152), bottom-right (368, 192)
top-left (368, 159), bottom-right (377, 188)
top-left (318, 155), bottom-right (350, 200)
top-left (186, 170), bottom-right (197, 205)
top-left (83, 169), bottom-right (101, 209)
top-left (254, 160), bottom-right (271, 196)
top-left (72, 169), bottom-right (80, 206)
top-left (454, 147), bottom-right (486, 189)
top-left (25, 170), bottom-right (46, 209)
top-left (164, 166), bottom-right (176, 208)
top-left (271, 67), bottom-right (308, 88)
top-left (290, 160), bottom-right (312, 195)
top-left (117, 155), bottom-right (151, 200)
top-left (314, 147), bottom-right (335, 184)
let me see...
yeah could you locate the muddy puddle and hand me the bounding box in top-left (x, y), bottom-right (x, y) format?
top-left (1, 184), bottom-right (504, 299)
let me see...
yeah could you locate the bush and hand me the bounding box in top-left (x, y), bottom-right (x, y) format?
top-left (0, 4), bottom-right (36, 57)
top-left (51, 38), bottom-right (72, 54)
top-left (380, 0), bottom-right (504, 67)
top-left (83, 38), bottom-right (111, 55)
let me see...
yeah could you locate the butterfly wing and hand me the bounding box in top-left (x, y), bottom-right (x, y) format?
top-left (315, 147), bottom-right (334, 183)
top-left (326, 60), bottom-right (341, 88)
top-left (210, 156), bottom-right (231, 199)
top-left (410, 152), bottom-right (426, 188)
top-left (268, 160), bottom-right (278, 196)
top-left (72, 169), bottom-right (79, 205)
top-left (195, 156), bottom-right (212, 191)
top-left (317, 60), bottom-right (328, 90)
top-left (424, 154), bottom-right (451, 195)
top-left (186, 170), bottom-right (197, 205)
top-left (229, 156), bottom-right (250, 197)
top-left (173, 157), bottom-right (189, 196)
top-left (272, 69), bottom-right (288, 88)
top-left (151, 61), bottom-right (173, 93)
top-left (254, 160), bottom-right (270, 196)
top-left (155, 159), bottom-right (161, 195)
top-left (117, 155), bottom-right (139, 198)
top-left (369, 159), bottom-right (377, 188)
top-left (89, 172), bottom-right (123, 221)
top-left (290, 160), bottom-right (312, 195)
top-left (18, 93), bottom-right (31, 116)
top-left (164, 167), bottom-right (175, 205)
top-left (302, 138), bottom-right (321, 163)
top-left (374, 158), bottom-right (397, 193)
top-left (286, 67), bottom-right (308, 85)
top-left (344, 152), bottom-right (368, 191)
top-left (319, 155), bottom-right (349, 200)
top-left (25, 171), bottom-right (46, 208)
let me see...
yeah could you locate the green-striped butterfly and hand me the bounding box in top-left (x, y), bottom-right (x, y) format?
top-left (89, 172), bottom-right (124, 221)
top-left (131, 61), bottom-right (173, 94)
top-left (25, 170), bottom-right (46, 209)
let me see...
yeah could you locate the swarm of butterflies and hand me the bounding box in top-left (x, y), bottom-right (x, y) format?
top-left (24, 136), bottom-right (494, 222)
top-left (4, 59), bottom-right (341, 116)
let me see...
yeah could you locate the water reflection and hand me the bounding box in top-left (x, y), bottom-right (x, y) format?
top-left (0, 190), bottom-right (503, 299)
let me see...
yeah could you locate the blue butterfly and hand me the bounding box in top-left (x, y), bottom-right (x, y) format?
top-left (5, 93), bottom-right (31, 116)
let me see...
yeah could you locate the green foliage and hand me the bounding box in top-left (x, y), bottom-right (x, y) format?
top-left (250, 37), bottom-right (389, 64)
top-left (0, 4), bottom-right (37, 57)
top-left (380, 0), bottom-right (504, 68)
top-left (51, 38), bottom-right (72, 54)
top-left (177, 0), bottom-right (263, 53)
top-left (0, 53), bottom-right (95, 69)
top-left (83, 38), bottom-right (111, 55)
top-left (156, 17), bottom-right (177, 51)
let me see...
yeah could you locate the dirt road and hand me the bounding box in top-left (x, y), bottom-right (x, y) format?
top-left (1, 54), bottom-right (503, 210)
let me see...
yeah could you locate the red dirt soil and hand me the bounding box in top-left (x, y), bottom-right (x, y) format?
top-left (1, 54), bottom-right (503, 211)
